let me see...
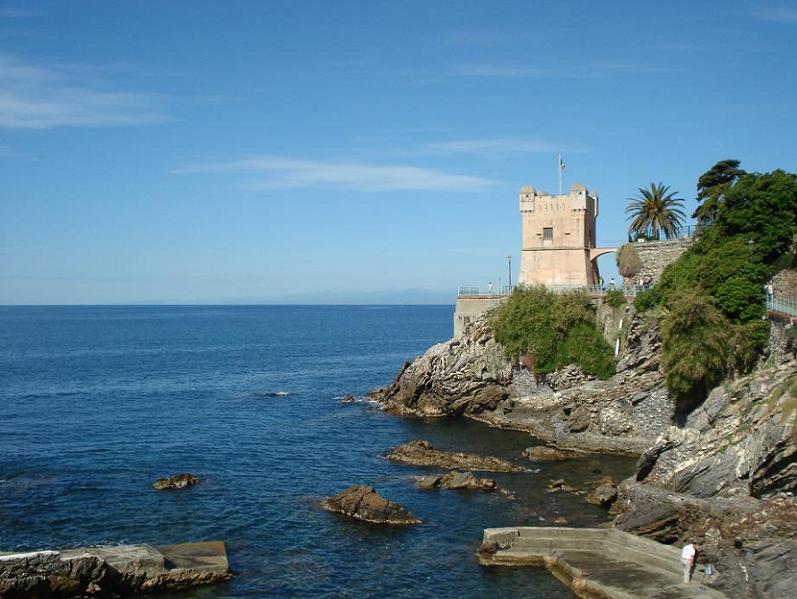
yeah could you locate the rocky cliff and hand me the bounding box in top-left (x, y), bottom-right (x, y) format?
top-left (613, 324), bottom-right (797, 598)
top-left (370, 308), bottom-right (673, 454)
top-left (370, 308), bottom-right (797, 598)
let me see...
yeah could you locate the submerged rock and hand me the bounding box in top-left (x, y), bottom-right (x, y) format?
top-left (340, 394), bottom-right (356, 403)
top-left (416, 471), bottom-right (496, 491)
top-left (387, 440), bottom-right (524, 472)
top-left (321, 485), bottom-right (421, 525)
top-left (153, 473), bottom-right (200, 490)
top-left (547, 479), bottom-right (577, 493)
top-left (522, 446), bottom-right (584, 461)
top-left (585, 477), bottom-right (619, 508)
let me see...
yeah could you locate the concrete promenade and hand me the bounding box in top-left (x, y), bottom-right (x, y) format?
top-left (478, 527), bottom-right (727, 599)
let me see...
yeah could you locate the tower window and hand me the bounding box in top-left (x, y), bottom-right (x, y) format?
top-left (543, 227), bottom-right (553, 241)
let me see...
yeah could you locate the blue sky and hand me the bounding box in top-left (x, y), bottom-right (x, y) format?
top-left (1, 0), bottom-right (796, 304)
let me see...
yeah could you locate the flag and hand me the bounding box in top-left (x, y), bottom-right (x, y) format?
top-left (559, 156), bottom-right (565, 170)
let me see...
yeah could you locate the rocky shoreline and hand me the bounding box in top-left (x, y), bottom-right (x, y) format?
top-left (366, 309), bottom-right (797, 599)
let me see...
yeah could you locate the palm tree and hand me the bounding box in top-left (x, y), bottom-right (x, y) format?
top-left (626, 183), bottom-right (687, 240)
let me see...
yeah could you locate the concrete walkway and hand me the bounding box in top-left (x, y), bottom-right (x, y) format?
top-left (478, 527), bottom-right (726, 599)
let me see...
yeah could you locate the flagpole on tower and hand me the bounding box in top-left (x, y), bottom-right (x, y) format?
top-left (557, 153), bottom-right (563, 195)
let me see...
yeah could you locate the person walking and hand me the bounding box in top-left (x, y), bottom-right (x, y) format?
top-left (681, 542), bottom-right (696, 583)
top-left (487, 281), bottom-right (493, 295)
top-left (609, 277), bottom-right (616, 290)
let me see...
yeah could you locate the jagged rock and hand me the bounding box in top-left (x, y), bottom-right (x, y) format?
top-left (586, 477), bottom-right (619, 508)
top-left (372, 311), bottom-right (674, 455)
top-left (547, 479), bottom-right (577, 493)
top-left (612, 349), bottom-right (797, 599)
top-left (321, 485), bottom-right (421, 525)
top-left (522, 446), bottom-right (583, 461)
top-left (416, 471), bottom-right (496, 491)
top-left (387, 440), bottom-right (524, 472)
top-left (340, 395), bottom-right (355, 403)
top-left (153, 473), bottom-right (200, 490)
top-left (367, 319), bottom-right (513, 417)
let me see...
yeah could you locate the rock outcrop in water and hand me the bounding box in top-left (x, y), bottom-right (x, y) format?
top-left (416, 471), bottom-right (496, 491)
top-left (368, 319), bottom-right (512, 417)
top-left (321, 485), bottom-right (421, 525)
top-left (153, 473), bottom-right (200, 490)
top-left (387, 440), bottom-right (524, 472)
top-left (522, 446), bottom-right (583, 461)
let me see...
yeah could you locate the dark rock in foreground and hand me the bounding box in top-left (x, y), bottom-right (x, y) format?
top-left (416, 471), bottom-right (496, 491)
top-left (522, 446), bottom-right (584, 461)
top-left (0, 541), bottom-right (231, 597)
top-left (321, 485), bottom-right (421, 525)
top-left (388, 440), bottom-right (524, 472)
top-left (153, 473), bottom-right (200, 490)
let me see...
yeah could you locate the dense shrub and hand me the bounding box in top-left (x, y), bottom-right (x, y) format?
top-left (633, 289), bottom-right (657, 312)
top-left (605, 289), bottom-right (626, 308)
top-left (491, 286), bottom-right (615, 379)
top-left (660, 291), bottom-right (762, 405)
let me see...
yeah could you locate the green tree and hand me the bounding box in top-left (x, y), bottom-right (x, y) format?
top-left (693, 159), bottom-right (745, 227)
top-left (626, 183), bottom-right (687, 240)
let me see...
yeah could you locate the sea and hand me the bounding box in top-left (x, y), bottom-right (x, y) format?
top-left (0, 305), bottom-right (636, 598)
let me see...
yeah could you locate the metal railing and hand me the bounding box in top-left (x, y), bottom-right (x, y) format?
top-left (768, 297), bottom-right (797, 318)
top-left (457, 284), bottom-right (646, 298)
top-left (457, 285), bottom-right (514, 297)
top-left (627, 225), bottom-right (698, 243)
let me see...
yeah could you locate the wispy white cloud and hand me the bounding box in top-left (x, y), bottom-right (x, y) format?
top-left (753, 3), bottom-right (797, 23)
top-left (177, 156), bottom-right (499, 192)
top-left (452, 62), bottom-right (655, 80)
top-left (0, 8), bottom-right (38, 18)
top-left (0, 53), bottom-right (167, 129)
top-left (420, 138), bottom-right (568, 155)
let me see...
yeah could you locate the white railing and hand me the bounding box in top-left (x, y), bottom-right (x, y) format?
top-left (768, 297), bottom-right (797, 318)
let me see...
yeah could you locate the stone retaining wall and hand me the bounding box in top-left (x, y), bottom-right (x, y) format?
top-left (625, 238), bottom-right (694, 286)
top-left (772, 268), bottom-right (797, 298)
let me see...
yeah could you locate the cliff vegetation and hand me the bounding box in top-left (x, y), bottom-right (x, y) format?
top-left (635, 164), bottom-right (797, 404)
top-left (490, 285), bottom-right (616, 380)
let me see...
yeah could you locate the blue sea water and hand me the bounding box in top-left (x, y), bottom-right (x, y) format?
top-left (0, 305), bottom-right (634, 598)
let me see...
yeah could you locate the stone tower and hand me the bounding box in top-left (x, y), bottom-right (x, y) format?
top-left (518, 183), bottom-right (612, 287)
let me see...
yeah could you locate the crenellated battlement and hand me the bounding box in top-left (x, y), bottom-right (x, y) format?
top-left (518, 182), bottom-right (610, 287)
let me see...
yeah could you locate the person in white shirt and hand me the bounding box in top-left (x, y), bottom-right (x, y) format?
top-left (681, 543), bottom-right (696, 583)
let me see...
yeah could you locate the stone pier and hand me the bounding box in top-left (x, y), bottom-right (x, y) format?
top-left (0, 540), bottom-right (231, 597)
top-left (478, 527), bottom-right (726, 599)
